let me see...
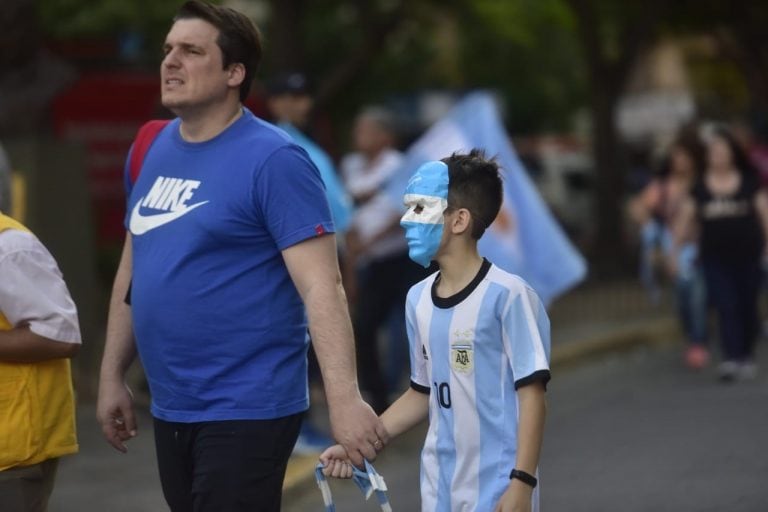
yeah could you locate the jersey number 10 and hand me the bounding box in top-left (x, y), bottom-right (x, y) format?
top-left (433, 381), bottom-right (452, 409)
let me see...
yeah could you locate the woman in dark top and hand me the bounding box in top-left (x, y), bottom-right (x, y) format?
top-left (676, 125), bottom-right (768, 381)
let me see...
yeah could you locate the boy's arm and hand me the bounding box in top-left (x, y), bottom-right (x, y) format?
top-left (495, 381), bottom-right (547, 512)
top-left (513, 381), bottom-right (546, 475)
top-left (380, 386), bottom-right (430, 438)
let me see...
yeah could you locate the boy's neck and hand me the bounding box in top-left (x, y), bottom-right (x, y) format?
top-left (435, 244), bottom-right (484, 298)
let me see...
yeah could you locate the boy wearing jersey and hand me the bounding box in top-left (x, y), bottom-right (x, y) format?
top-left (321, 150), bottom-right (550, 512)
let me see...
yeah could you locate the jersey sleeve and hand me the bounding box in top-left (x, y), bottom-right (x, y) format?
top-left (502, 283), bottom-right (551, 390)
top-left (0, 232), bottom-right (82, 344)
top-left (253, 145), bottom-right (335, 250)
top-left (406, 287), bottom-right (430, 394)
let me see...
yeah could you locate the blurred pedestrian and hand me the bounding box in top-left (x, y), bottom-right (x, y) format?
top-left (629, 130), bottom-right (709, 369)
top-left (341, 106), bottom-right (427, 413)
top-left (265, 72), bottom-right (354, 454)
top-left (676, 124), bottom-right (768, 381)
top-left (0, 143), bottom-right (11, 215)
top-left (322, 151), bottom-right (551, 511)
top-left (0, 210), bottom-right (81, 512)
top-left (96, 2), bottom-right (386, 511)
top-left (265, 72), bottom-right (352, 235)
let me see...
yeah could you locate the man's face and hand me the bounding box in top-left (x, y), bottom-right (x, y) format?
top-left (400, 161), bottom-right (450, 268)
top-left (161, 18), bottom-right (234, 114)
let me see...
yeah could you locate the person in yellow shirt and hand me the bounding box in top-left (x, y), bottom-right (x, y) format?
top-left (0, 211), bottom-right (81, 512)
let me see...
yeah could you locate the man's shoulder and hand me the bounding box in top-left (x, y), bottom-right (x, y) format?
top-left (240, 114), bottom-right (295, 149)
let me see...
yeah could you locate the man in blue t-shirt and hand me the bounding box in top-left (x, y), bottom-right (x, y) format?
top-left (95, 2), bottom-right (387, 511)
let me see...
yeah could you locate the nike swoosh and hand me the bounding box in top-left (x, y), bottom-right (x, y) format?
top-left (129, 199), bottom-right (209, 235)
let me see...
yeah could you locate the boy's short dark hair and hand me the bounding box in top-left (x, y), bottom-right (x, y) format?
top-left (442, 149), bottom-right (503, 240)
top-left (175, 0), bottom-right (262, 102)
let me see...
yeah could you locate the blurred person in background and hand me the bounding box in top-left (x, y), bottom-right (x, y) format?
top-left (0, 143), bottom-right (11, 215)
top-left (96, 3), bottom-right (386, 511)
top-left (629, 129), bottom-right (709, 369)
top-left (265, 72), bottom-right (352, 235)
top-left (265, 71), bottom-right (354, 454)
top-left (676, 125), bottom-right (768, 381)
top-left (341, 106), bottom-right (428, 413)
top-left (0, 209), bottom-right (81, 512)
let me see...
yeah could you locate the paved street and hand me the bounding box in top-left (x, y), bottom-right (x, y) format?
top-left (47, 338), bottom-right (768, 511)
top-left (283, 342), bottom-right (768, 511)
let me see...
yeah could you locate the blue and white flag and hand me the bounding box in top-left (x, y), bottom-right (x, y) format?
top-left (387, 91), bottom-right (587, 304)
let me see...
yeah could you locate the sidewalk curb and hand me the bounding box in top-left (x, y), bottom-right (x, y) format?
top-left (551, 317), bottom-right (679, 370)
top-left (282, 316), bottom-right (681, 494)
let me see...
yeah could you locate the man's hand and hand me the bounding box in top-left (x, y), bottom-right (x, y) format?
top-left (328, 396), bottom-right (389, 467)
top-left (96, 379), bottom-right (138, 453)
top-left (494, 479), bottom-right (534, 512)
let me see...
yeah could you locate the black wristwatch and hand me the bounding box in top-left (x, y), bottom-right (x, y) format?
top-left (509, 469), bottom-right (538, 488)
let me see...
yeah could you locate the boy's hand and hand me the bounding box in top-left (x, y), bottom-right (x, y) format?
top-left (319, 444), bottom-right (354, 479)
top-left (494, 479), bottom-right (534, 512)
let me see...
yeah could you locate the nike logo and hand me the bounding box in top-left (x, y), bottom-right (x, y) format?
top-left (129, 176), bottom-right (209, 235)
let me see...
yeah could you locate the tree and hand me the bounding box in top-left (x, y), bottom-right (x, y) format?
top-left (564, 0), bottom-right (665, 272)
top-left (0, 0), bottom-right (75, 136)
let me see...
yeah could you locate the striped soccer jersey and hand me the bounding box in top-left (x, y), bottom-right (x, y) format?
top-left (406, 259), bottom-right (551, 512)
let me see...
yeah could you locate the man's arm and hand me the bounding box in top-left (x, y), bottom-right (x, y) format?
top-left (282, 233), bottom-right (389, 466)
top-left (96, 233), bottom-right (139, 453)
top-left (0, 327), bottom-right (79, 362)
top-left (495, 381), bottom-right (547, 512)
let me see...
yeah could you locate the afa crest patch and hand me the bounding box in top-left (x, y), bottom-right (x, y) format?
top-left (451, 344), bottom-right (473, 373)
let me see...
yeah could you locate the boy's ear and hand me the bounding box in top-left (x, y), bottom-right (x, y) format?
top-left (449, 208), bottom-right (473, 235)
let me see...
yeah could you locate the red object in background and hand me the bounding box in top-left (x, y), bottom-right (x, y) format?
top-left (52, 71), bottom-right (163, 245)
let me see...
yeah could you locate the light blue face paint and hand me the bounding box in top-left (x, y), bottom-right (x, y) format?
top-left (400, 161), bottom-right (450, 268)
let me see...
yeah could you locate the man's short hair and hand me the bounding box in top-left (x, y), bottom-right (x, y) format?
top-left (442, 149), bottom-right (503, 240)
top-left (175, 0), bottom-right (262, 102)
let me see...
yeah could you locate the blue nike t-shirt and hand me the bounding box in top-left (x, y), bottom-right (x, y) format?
top-left (124, 109), bottom-right (334, 422)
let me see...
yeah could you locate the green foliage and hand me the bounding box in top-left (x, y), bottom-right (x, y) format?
top-left (39, 0), bottom-right (188, 37)
top-left (456, 0), bottom-right (587, 133)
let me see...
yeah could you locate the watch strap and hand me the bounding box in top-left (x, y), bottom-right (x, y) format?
top-left (509, 468), bottom-right (538, 488)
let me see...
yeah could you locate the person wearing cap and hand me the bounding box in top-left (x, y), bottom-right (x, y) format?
top-left (266, 72), bottom-right (352, 236)
top-left (96, 2), bottom-right (387, 511)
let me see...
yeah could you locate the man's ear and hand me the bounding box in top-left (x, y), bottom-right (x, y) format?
top-left (227, 63), bottom-right (246, 88)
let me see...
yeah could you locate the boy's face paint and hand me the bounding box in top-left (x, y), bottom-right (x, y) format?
top-left (400, 161), bottom-right (450, 268)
